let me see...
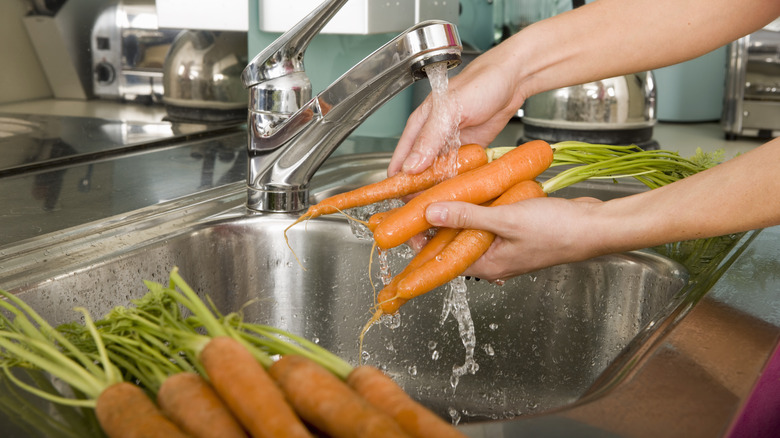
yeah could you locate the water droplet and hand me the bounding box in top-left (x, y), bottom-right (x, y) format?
top-left (447, 407), bottom-right (461, 426)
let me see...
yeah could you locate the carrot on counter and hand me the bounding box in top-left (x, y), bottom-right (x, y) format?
top-left (0, 294), bottom-right (190, 438)
top-left (236, 323), bottom-right (467, 438)
top-left (290, 144), bottom-right (487, 227)
top-left (163, 270), bottom-right (313, 438)
top-left (372, 140), bottom-right (553, 250)
top-left (198, 336), bottom-right (308, 438)
top-left (96, 382), bottom-right (192, 438)
top-left (392, 180), bottom-right (546, 307)
top-left (269, 354), bottom-right (411, 438)
top-left (347, 365), bottom-right (467, 438)
top-left (156, 372), bottom-right (247, 438)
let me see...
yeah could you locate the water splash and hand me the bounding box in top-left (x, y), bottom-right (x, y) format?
top-left (440, 276), bottom-right (479, 392)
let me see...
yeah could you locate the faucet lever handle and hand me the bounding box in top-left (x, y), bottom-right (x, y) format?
top-left (241, 0), bottom-right (348, 88)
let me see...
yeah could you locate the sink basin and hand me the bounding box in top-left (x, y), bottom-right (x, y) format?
top-left (0, 153), bottom-right (688, 432)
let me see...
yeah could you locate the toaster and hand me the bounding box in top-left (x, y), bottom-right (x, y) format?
top-left (723, 19), bottom-right (780, 139)
top-left (91, 0), bottom-right (179, 103)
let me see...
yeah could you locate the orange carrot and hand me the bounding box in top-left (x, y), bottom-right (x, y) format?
top-left (199, 336), bottom-right (312, 438)
top-left (269, 354), bottom-right (411, 438)
top-left (347, 366), bottom-right (467, 438)
top-left (293, 144), bottom-right (487, 224)
top-left (156, 372), bottom-right (247, 438)
top-left (96, 382), bottom-right (191, 438)
top-left (368, 208), bottom-right (400, 232)
top-left (394, 180), bottom-right (546, 303)
top-left (372, 140), bottom-right (553, 250)
top-left (376, 227), bottom-right (460, 315)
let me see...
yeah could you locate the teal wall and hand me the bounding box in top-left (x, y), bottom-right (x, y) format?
top-left (247, 1), bottom-right (413, 137)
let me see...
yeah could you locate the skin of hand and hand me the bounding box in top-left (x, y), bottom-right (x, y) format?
top-left (424, 138), bottom-right (780, 280)
top-left (389, 0), bottom-right (780, 176)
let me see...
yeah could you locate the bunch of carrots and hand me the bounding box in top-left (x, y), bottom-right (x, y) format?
top-left (0, 268), bottom-right (467, 438)
top-left (286, 140), bottom-right (720, 326)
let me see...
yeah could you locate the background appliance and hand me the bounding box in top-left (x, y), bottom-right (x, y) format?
top-left (162, 30), bottom-right (248, 123)
top-left (91, 0), bottom-right (179, 103)
top-left (723, 19), bottom-right (780, 139)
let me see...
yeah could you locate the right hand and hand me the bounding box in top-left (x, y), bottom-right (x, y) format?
top-left (424, 196), bottom-right (607, 281)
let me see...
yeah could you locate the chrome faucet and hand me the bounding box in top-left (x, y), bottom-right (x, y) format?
top-left (241, 0), bottom-right (461, 212)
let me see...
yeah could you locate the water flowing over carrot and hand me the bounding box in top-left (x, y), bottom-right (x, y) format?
top-left (156, 372), bottom-right (247, 438)
top-left (376, 227), bottom-right (460, 315)
top-left (347, 365), bottom-right (467, 438)
top-left (393, 180), bottom-right (546, 305)
top-left (368, 208), bottom-right (400, 232)
top-left (269, 354), bottom-right (412, 438)
top-left (290, 143), bottom-right (487, 227)
top-left (372, 140), bottom-right (553, 250)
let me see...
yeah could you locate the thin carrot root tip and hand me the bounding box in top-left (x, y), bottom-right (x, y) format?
top-left (358, 309), bottom-right (384, 365)
top-left (284, 216), bottom-right (310, 271)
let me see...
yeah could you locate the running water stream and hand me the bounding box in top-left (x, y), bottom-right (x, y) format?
top-left (425, 62), bottom-right (462, 181)
top-left (423, 63), bottom-right (479, 392)
top-left (353, 62), bottom-right (480, 394)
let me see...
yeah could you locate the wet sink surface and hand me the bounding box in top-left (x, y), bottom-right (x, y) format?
top-left (0, 153), bottom-right (689, 426)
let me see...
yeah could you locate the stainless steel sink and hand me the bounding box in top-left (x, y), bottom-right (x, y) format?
top-left (0, 153), bottom-right (689, 432)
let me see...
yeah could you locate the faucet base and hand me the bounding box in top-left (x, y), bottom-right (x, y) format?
top-left (247, 186), bottom-right (309, 213)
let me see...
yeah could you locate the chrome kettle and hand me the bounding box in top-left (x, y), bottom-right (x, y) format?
top-left (522, 72), bottom-right (657, 146)
top-left (510, 0), bottom-right (658, 147)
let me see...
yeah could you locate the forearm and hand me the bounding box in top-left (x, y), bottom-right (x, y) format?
top-left (591, 139), bottom-right (780, 254)
top-left (502, 0), bottom-right (780, 100)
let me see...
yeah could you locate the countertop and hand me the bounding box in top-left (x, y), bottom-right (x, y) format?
top-left (0, 98), bottom-right (770, 248)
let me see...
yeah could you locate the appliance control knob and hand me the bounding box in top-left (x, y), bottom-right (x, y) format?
top-left (95, 62), bottom-right (116, 84)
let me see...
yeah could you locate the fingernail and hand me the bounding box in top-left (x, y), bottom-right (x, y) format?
top-left (403, 152), bottom-right (422, 173)
top-left (426, 204), bottom-right (448, 225)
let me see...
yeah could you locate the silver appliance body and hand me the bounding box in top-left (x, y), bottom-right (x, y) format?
top-left (523, 72), bottom-right (657, 146)
top-left (162, 31), bottom-right (248, 123)
top-left (723, 23), bottom-right (780, 139)
top-left (91, 0), bottom-right (179, 103)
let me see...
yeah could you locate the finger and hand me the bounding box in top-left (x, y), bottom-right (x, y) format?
top-left (406, 232), bottom-right (430, 253)
top-left (388, 101), bottom-right (432, 176)
top-left (401, 98), bottom-right (461, 175)
top-left (425, 201), bottom-right (503, 233)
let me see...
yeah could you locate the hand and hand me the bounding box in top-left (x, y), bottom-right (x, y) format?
top-left (424, 196), bottom-right (606, 281)
top-left (387, 45), bottom-right (527, 176)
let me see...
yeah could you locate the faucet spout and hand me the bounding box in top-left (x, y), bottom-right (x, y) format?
top-left (244, 20), bottom-right (461, 212)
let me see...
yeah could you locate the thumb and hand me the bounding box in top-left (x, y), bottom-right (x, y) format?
top-left (426, 202), bottom-right (495, 231)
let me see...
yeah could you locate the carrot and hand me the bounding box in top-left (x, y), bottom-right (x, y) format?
top-left (368, 208), bottom-right (400, 232)
top-left (269, 354), bottom-right (411, 438)
top-left (156, 372), bottom-right (247, 438)
top-left (347, 366), bottom-right (467, 438)
top-left (160, 271), bottom-right (313, 438)
top-left (198, 336), bottom-right (312, 438)
top-left (96, 382), bottom-right (192, 438)
top-left (372, 140), bottom-right (553, 250)
top-left (393, 180), bottom-right (546, 304)
top-left (291, 144), bottom-right (487, 226)
top-left (0, 293), bottom-right (191, 438)
top-left (376, 227), bottom-right (460, 315)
